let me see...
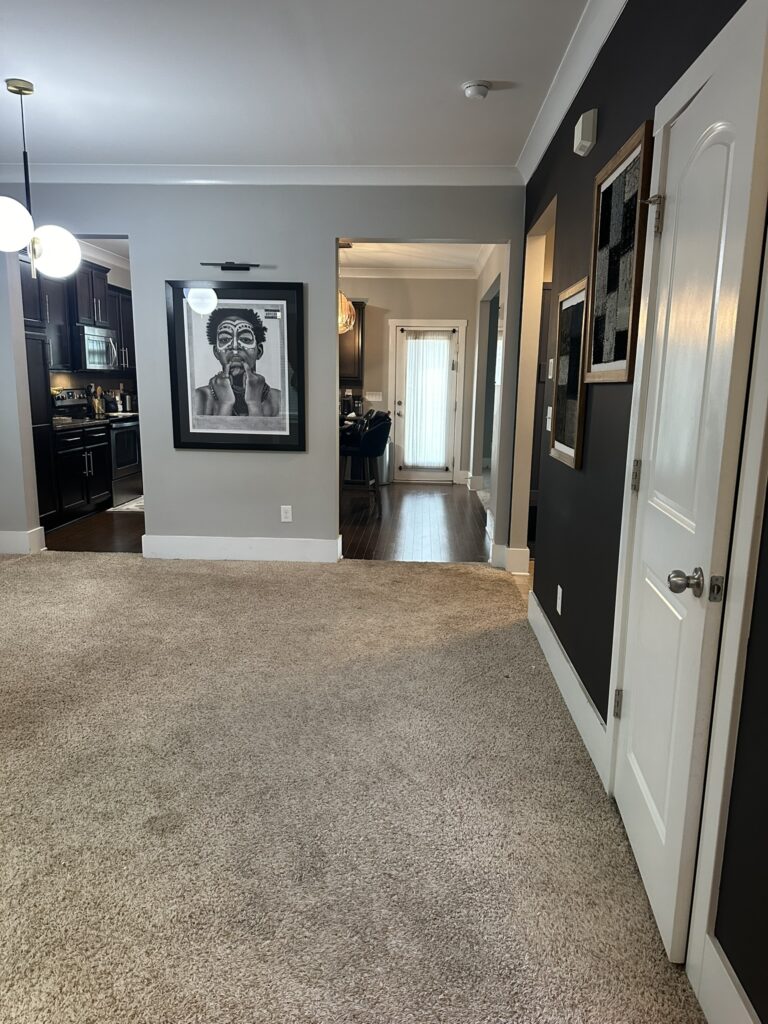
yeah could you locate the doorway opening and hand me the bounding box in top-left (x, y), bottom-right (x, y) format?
top-left (510, 200), bottom-right (556, 576)
top-left (26, 236), bottom-right (145, 554)
top-left (337, 240), bottom-right (506, 563)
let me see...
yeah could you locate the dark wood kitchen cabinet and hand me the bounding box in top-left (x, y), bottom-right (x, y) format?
top-left (20, 256), bottom-right (44, 329)
top-left (108, 285), bottom-right (135, 370)
top-left (32, 427), bottom-right (57, 525)
top-left (339, 300), bottom-right (365, 388)
top-left (42, 277), bottom-right (71, 369)
top-left (19, 258), bottom-right (71, 369)
top-left (25, 335), bottom-right (58, 527)
top-left (55, 439), bottom-right (89, 514)
top-left (72, 262), bottom-right (111, 327)
top-left (84, 428), bottom-right (112, 504)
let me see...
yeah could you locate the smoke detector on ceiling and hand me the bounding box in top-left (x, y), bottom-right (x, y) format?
top-left (462, 80), bottom-right (491, 100)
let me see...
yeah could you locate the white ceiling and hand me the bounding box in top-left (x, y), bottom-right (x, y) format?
top-left (339, 242), bottom-right (492, 277)
top-left (0, 0), bottom-right (588, 182)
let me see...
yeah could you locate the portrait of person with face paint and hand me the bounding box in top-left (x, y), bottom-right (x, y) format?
top-left (167, 280), bottom-right (304, 451)
top-left (193, 307), bottom-right (281, 418)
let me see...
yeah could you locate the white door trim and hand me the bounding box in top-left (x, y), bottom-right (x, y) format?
top-left (685, 179), bottom-right (768, 1022)
top-left (387, 318), bottom-right (467, 484)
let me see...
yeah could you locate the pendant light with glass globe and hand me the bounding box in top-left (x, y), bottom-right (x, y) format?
top-left (0, 79), bottom-right (82, 279)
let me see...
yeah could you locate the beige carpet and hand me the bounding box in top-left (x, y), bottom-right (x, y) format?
top-left (0, 553), bottom-right (704, 1023)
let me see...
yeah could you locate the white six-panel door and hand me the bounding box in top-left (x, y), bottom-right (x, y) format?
top-left (613, 0), bottom-right (768, 964)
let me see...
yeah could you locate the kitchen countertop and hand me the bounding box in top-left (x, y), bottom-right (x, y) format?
top-left (52, 417), bottom-right (111, 432)
top-left (52, 414), bottom-right (140, 432)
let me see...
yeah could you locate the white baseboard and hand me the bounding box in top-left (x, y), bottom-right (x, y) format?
top-left (142, 533), bottom-right (343, 563)
top-left (467, 474), bottom-right (484, 490)
top-left (0, 526), bottom-right (45, 555)
top-left (527, 591), bottom-right (611, 791)
top-left (689, 936), bottom-right (758, 1024)
top-left (453, 469), bottom-right (470, 485)
top-left (490, 543), bottom-right (530, 574)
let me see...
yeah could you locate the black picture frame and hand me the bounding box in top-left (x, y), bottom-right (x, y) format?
top-left (165, 280), bottom-right (305, 451)
top-left (550, 277), bottom-right (588, 469)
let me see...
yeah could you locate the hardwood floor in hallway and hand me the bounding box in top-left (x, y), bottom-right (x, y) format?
top-left (340, 482), bottom-right (490, 562)
top-left (45, 511), bottom-right (145, 553)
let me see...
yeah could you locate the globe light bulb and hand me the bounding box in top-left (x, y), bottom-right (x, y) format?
top-left (30, 225), bottom-right (82, 278)
top-left (185, 287), bottom-right (218, 316)
top-left (0, 196), bottom-right (34, 252)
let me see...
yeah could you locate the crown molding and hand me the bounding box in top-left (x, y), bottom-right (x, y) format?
top-left (516, 0), bottom-right (628, 183)
top-left (0, 162), bottom-right (524, 187)
top-left (78, 240), bottom-right (131, 271)
top-left (339, 266), bottom-right (480, 280)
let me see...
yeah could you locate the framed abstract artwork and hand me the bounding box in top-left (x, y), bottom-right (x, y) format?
top-left (165, 280), bottom-right (305, 451)
top-left (585, 121), bottom-right (653, 383)
top-left (550, 278), bottom-right (588, 469)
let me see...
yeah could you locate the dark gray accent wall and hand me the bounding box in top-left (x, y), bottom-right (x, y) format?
top-left (714, 480), bottom-right (768, 1021)
top-left (525, 0), bottom-right (746, 720)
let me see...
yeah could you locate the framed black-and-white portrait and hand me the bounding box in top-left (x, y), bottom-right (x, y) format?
top-left (585, 121), bottom-right (653, 383)
top-left (550, 278), bottom-right (588, 469)
top-left (166, 280), bottom-right (305, 451)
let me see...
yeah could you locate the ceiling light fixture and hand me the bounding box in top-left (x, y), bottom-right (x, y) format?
top-left (338, 290), bottom-right (356, 334)
top-left (462, 80), bottom-right (491, 100)
top-left (0, 78), bottom-right (81, 278)
top-left (185, 287), bottom-right (219, 316)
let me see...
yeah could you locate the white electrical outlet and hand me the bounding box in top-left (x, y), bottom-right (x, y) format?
top-left (556, 585), bottom-right (563, 615)
top-left (548, 358), bottom-right (554, 379)
top-left (546, 406), bottom-right (552, 432)
top-left (280, 505), bottom-right (293, 523)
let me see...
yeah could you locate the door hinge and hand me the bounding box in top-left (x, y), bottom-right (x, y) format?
top-left (631, 459), bottom-right (641, 492)
top-left (642, 194), bottom-right (666, 235)
top-left (451, 358), bottom-right (457, 371)
top-left (613, 688), bottom-right (624, 719)
top-left (708, 575), bottom-right (725, 603)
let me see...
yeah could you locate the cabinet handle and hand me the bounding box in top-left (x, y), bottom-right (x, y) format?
top-left (88, 451), bottom-right (94, 476)
top-left (45, 294), bottom-right (50, 325)
top-left (82, 452), bottom-right (89, 476)
top-left (46, 339), bottom-right (52, 366)
top-left (97, 299), bottom-right (101, 321)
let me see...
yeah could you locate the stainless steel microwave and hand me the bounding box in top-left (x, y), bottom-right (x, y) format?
top-left (77, 326), bottom-right (119, 371)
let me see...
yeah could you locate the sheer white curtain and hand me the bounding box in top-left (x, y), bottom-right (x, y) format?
top-left (404, 330), bottom-right (452, 469)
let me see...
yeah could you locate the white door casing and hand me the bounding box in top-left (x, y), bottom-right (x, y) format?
top-left (388, 320), bottom-right (466, 484)
top-left (611, 0), bottom-right (768, 965)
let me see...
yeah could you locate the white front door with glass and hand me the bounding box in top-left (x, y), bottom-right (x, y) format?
top-left (393, 327), bottom-right (459, 483)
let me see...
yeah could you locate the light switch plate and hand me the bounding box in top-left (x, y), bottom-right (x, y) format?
top-left (548, 358), bottom-right (554, 379)
top-left (280, 505), bottom-right (293, 523)
top-left (556, 585), bottom-right (563, 615)
top-left (364, 391), bottom-right (383, 402)
top-left (546, 406), bottom-right (552, 432)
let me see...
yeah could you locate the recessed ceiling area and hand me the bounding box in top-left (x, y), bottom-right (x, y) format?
top-left (339, 242), bottom-right (493, 277)
top-left (0, 0), bottom-right (588, 182)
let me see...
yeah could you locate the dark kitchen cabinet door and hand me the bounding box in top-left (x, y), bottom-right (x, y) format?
top-left (339, 301), bottom-right (365, 388)
top-left (25, 335), bottom-right (51, 426)
top-left (32, 425), bottom-right (57, 526)
top-left (85, 440), bottom-right (112, 504)
top-left (107, 288), bottom-right (120, 333)
top-left (42, 277), bottom-right (71, 370)
top-left (74, 267), bottom-right (95, 325)
top-left (120, 293), bottom-right (135, 369)
top-left (92, 270), bottom-right (110, 327)
top-left (19, 257), bottom-right (44, 328)
top-left (56, 446), bottom-right (88, 514)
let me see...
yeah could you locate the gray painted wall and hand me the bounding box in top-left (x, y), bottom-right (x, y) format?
top-left (339, 275), bottom-right (478, 468)
top-left (0, 184), bottom-right (523, 546)
top-left (0, 255), bottom-right (40, 541)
